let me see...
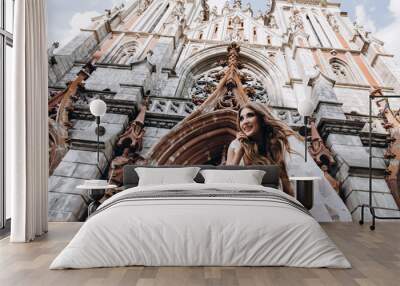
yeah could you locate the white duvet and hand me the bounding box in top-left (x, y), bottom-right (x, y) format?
top-left (50, 183), bottom-right (351, 269)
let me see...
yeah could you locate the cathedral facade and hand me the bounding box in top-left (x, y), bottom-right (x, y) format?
top-left (48, 0), bottom-right (400, 222)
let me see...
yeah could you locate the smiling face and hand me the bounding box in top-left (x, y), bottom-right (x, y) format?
top-left (239, 107), bottom-right (262, 139)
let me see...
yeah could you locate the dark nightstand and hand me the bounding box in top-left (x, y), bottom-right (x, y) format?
top-left (289, 177), bottom-right (320, 210)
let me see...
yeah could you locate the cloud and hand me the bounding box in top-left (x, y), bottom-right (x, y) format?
top-left (58, 11), bottom-right (101, 48)
top-left (353, 1), bottom-right (400, 58)
top-left (355, 4), bottom-right (376, 33)
top-left (375, 0), bottom-right (400, 57)
top-left (51, 0), bottom-right (129, 49)
top-left (388, 0), bottom-right (400, 17)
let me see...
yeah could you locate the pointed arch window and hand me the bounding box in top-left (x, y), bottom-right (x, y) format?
top-left (329, 58), bottom-right (353, 83)
top-left (190, 67), bottom-right (270, 106)
top-left (213, 24), bottom-right (219, 39)
top-left (266, 35), bottom-right (272, 45)
top-left (112, 41), bottom-right (139, 65)
top-left (253, 27), bottom-right (257, 42)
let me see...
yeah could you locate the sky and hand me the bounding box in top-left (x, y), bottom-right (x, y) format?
top-left (47, 0), bottom-right (400, 59)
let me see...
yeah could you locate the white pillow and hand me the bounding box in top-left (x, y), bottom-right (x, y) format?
top-left (200, 169), bottom-right (266, 185)
top-left (135, 167), bottom-right (200, 186)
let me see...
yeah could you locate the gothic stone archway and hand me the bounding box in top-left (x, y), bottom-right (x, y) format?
top-left (148, 109), bottom-right (237, 165)
top-left (147, 42), bottom-right (248, 165)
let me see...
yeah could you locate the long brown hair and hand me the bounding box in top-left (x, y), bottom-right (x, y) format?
top-left (237, 102), bottom-right (303, 196)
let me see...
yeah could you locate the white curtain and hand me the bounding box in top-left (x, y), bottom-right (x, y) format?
top-left (7, 0), bottom-right (48, 242)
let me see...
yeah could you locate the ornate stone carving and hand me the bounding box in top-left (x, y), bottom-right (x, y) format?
top-left (190, 68), bottom-right (269, 106)
top-left (117, 116), bottom-right (145, 151)
top-left (111, 41), bottom-right (138, 65)
top-left (290, 110), bottom-right (302, 124)
top-left (353, 22), bottom-right (370, 41)
top-left (48, 62), bottom-right (96, 175)
top-left (326, 13), bottom-right (339, 32)
top-left (190, 45), bottom-right (270, 106)
top-left (217, 90), bottom-right (238, 110)
top-left (330, 60), bottom-right (349, 82)
top-left (149, 98), bottom-right (195, 115)
top-left (265, 0), bottom-right (276, 15)
top-left (164, 0), bottom-right (186, 33)
top-left (308, 119), bottom-right (340, 192)
top-left (233, 0), bottom-right (242, 9)
top-left (291, 0), bottom-right (326, 5)
top-left (173, 0), bottom-right (185, 21)
top-left (201, 0), bottom-right (209, 21)
top-left (267, 15), bottom-right (278, 29)
top-left (244, 3), bottom-right (252, 14)
top-left (106, 148), bottom-right (145, 197)
top-left (372, 89), bottom-right (400, 208)
top-left (148, 109), bottom-right (238, 165)
top-left (108, 100), bottom-right (148, 186)
top-left (289, 9), bottom-right (304, 32)
top-left (222, 1), bottom-right (230, 14)
top-left (226, 16), bottom-right (244, 42)
top-left (137, 0), bottom-right (152, 15)
top-left (48, 42), bottom-right (59, 66)
top-left (263, 0), bottom-right (277, 26)
top-left (241, 72), bottom-right (270, 104)
top-left (191, 67), bottom-right (223, 105)
top-left (48, 118), bottom-right (69, 175)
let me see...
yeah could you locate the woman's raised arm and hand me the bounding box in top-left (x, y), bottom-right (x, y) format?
top-left (226, 141), bottom-right (244, 165)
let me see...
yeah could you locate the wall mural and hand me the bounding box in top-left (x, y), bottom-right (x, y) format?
top-left (46, 0), bottom-right (400, 223)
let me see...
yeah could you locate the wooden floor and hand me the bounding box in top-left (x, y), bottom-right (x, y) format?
top-left (0, 222), bottom-right (399, 286)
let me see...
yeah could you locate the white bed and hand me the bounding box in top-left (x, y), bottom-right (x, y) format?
top-left (50, 183), bottom-right (351, 269)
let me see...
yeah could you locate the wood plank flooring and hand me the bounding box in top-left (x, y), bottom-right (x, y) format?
top-left (0, 222), bottom-right (399, 286)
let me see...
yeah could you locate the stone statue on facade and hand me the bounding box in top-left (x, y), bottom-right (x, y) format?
top-left (201, 0), bottom-right (209, 21)
top-left (289, 9), bottom-right (304, 32)
top-left (268, 15), bottom-right (278, 29)
top-left (173, 0), bottom-right (185, 22)
top-left (211, 5), bottom-right (218, 16)
top-left (353, 22), bottom-right (370, 41)
top-left (326, 13), bottom-right (339, 32)
top-left (48, 42), bottom-right (59, 66)
top-left (137, 0), bottom-right (152, 15)
top-left (233, 0), bottom-right (242, 9)
top-left (108, 99), bottom-right (148, 186)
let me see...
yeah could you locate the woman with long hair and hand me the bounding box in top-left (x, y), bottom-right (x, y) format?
top-left (226, 102), bottom-right (303, 196)
top-left (226, 102), bottom-right (352, 221)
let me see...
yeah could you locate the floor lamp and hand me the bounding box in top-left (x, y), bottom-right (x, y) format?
top-left (295, 99), bottom-right (317, 210)
top-left (89, 99), bottom-right (107, 170)
top-left (298, 99), bottom-right (315, 162)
